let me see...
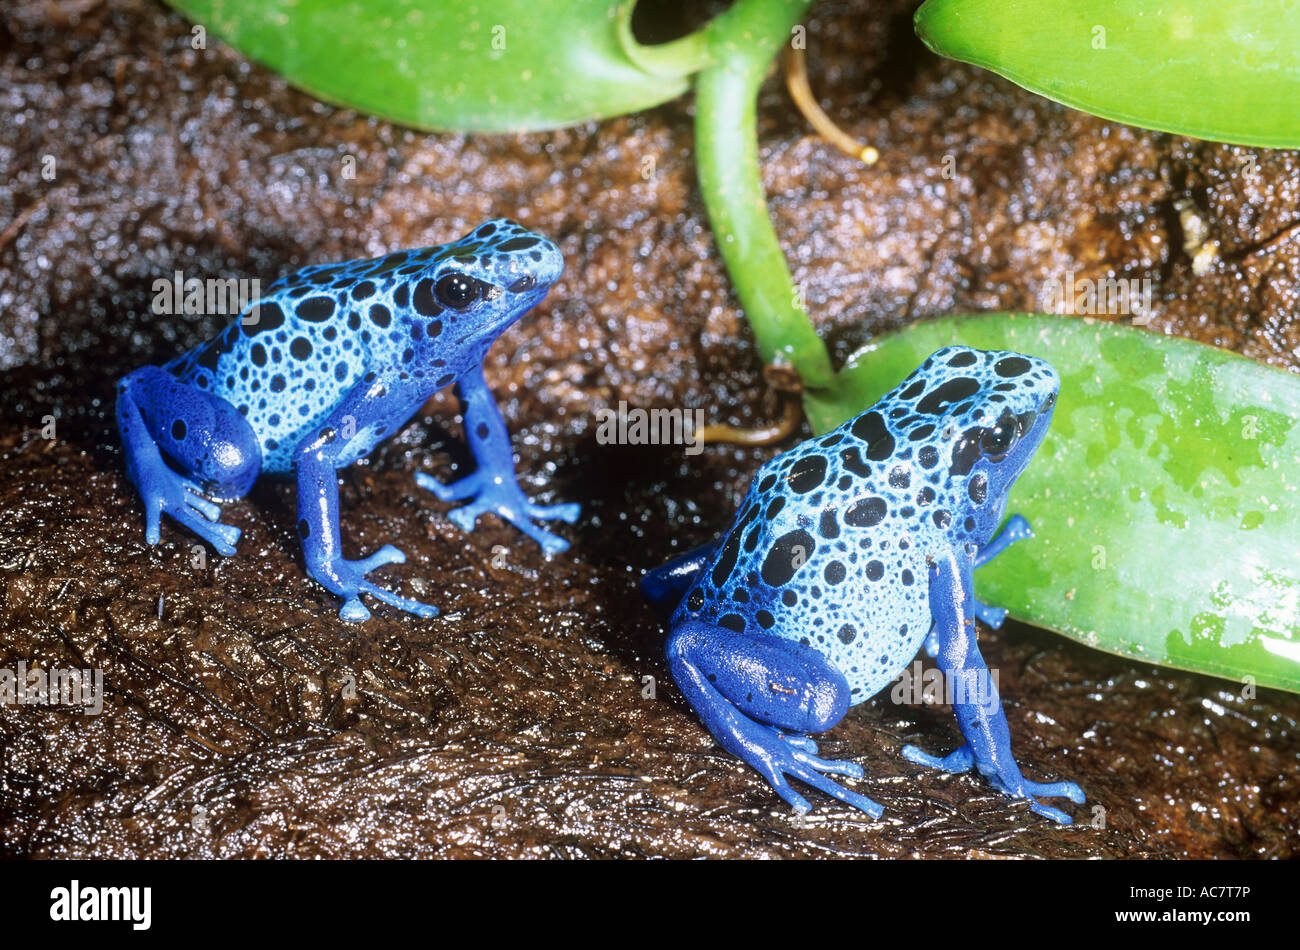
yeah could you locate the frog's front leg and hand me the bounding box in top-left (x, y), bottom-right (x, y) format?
top-left (639, 540), bottom-right (720, 617)
top-left (295, 376), bottom-right (438, 622)
top-left (416, 363), bottom-right (579, 554)
top-left (903, 549), bottom-right (1085, 824)
top-left (666, 619), bottom-right (882, 817)
top-left (924, 514), bottom-right (1032, 656)
top-left (116, 366), bottom-right (259, 555)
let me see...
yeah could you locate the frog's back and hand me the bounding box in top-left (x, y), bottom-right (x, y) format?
top-left (671, 432), bottom-right (938, 702)
top-left (164, 244), bottom-right (466, 470)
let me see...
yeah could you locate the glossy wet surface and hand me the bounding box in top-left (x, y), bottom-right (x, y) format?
top-left (0, 0), bottom-right (1296, 857)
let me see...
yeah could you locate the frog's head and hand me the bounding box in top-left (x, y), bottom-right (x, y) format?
top-left (880, 345), bottom-right (1059, 518)
top-left (406, 219), bottom-right (563, 345)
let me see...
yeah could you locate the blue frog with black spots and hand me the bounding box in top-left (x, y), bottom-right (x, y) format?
top-left (116, 219), bottom-right (579, 622)
top-left (641, 345), bottom-right (1086, 823)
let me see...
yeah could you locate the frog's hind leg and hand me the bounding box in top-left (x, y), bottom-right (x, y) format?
top-left (115, 366), bottom-right (260, 555)
top-left (666, 619), bottom-right (882, 817)
top-left (639, 540), bottom-right (719, 616)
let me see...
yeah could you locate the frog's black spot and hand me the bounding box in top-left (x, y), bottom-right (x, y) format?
top-left (297, 297), bottom-right (335, 322)
top-left (838, 475), bottom-right (853, 491)
top-left (756, 610), bottom-right (775, 629)
top-left (270, 375), bottom-right (286, 393)
top-left (196, 342), bottom-right (223, 373)
top-left (425, 319), bottom-right (443, 339)
top-left (290, 337), bottom-right (312, 360)
top-left (901, 569), bottom-right (914, 586)
top-left (288, 286), bottom-right (310, 299)
top-left (335, 361), bottom-right (348, 382)
top-left (757, 473), bottom-right (777, 494)
top-left (474, 423), bottom-right (489, 440)
top-left (268, 413), bottom-right (280, 426)
top-left (844, 496), bottom-right (887, 528)
top-left (711, 529), bottom-right (744, 588)
top-left (265, 438), bottom-right (278, 450)
top-left (917, 486), bottom-right (935, 505)
top-left (436, 374), bottom-right (454, 388)
top-left (850, 410), bottom-right (895, 460)
top-left (888, 464), bottom-right (910, 489)
top-left (298, 518), bottom-right (310, 540)
top-left (818, 508), bottom-right (839, 539)
top-left (498, 236), bottom-right (539, 252)
top-left (370, 304), bottom-right (391, 328)
top-left (994, 382), bottom-right (1017, 392)
top-left (719, 613), bottom-right (746, 633)
top-left (824, 561), bottom-right (846, 585)
top-left (250, 344), bottom-right (267, 367)
top-left (171, 419), bottom-right (187, 441)
top-left (238, 404), bottom-right (249, 416)
top-left (995, 356), bottom-right (1032, 377)
top-left (837, 624), bottom-right (857, 644)
top-left (782, 589), bottom-right (798, 607)
top-left (901, 380), bottom-right (926, 400)
top-left (686, 589), bottom-right (705, 612)
top-left (865, 560), bottom-right (884, 581)
top-left (761, 529), bottom-right (814, 587)
top-left (392, 283), bottom-right (410, 309)
top-left (732, 588), bottom-right (749, 603)
top-left (947, 350), bottom-right (978, 367)
top-left (364, 371), bottom-right (377, 383)
top-left (918, 446), bottom-right (939, 469)
top-left (840, 447), bottom-right (872, 478)
top-left (476, 222), bottom-right (497, 238)
top-left (765, 496), bottom-right (786, 520)
top-left (787, 455), bottom-right (827, 493)
top-left (933, 509), bottom-right (952, 529)
top-left (399, 347), bottom-right (413, 363)
top-left (246, 301), bottom-right (285, 336)
top-left (350, 281), bottom-right (376, 301)
top-left (968, 473), bottom-right (988, 504)
top-left (908, 423), bottom-right (935, 442)
top-left (820, 433), bottom-right (844, 448)
top-left (950, 426), bottom-right (983, 476)
top-left (918, 377), bottom-right (980, 415)
top-left (964, 516), bottom-right (977, 532)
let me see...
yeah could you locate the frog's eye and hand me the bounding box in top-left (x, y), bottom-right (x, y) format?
top-left (435, 272), bottom-right (481, 309)
top-left (980, 410), bottom-right (1018, 459)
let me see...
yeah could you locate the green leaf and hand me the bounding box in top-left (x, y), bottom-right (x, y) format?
top-left (167, 0), bottom-right (701, 132)
top-left (804, 314), bottom-right (1300, 694)
top-left (915, 0), bottom-right (1300, 149)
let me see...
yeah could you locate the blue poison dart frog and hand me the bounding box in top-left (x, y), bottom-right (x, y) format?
top-left (116, 219), bottom-right (580, 622)
top-left (641, 345), bottom-right (1086, 823)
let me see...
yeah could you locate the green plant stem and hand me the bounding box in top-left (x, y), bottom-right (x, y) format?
top-left (693, 0), bottom-right (833, 390)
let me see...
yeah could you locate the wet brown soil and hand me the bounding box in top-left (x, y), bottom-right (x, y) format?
top-left (0, 0), bottom-right (1296, 857)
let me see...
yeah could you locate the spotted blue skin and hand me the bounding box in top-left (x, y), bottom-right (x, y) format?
top-left (116, 219), bottom-right (580, 622)
top-left (642, 345), bottom-right (1086, 823)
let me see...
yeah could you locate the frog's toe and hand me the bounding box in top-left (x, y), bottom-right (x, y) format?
top-left (415, 471), bottom-right (478, 503)
top-left (338, 596), bottom-right (371, 623)
top-left (172, 505), bottom-right (240, 556)
top-left (777, 731), bottom-right (819, 754)
top-left (901, 742), bottom-right (975, 774)
top-left (775, 758), bottom-right (882, 818)
top-left (358, 544), bottom-right (406, 572)
top-left (972, 598), bottom-right (1008, 629)
top-left (1023, 778), bottom-right (1086, 804)
top-left (793, 748), bottom-right (864, 780)
top-left (525, 500), bottom-right (581, 525)
top-left (1026, 799), bottom-right (1074, 825)
top-left (357, 580), bottom-right (439, 619)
